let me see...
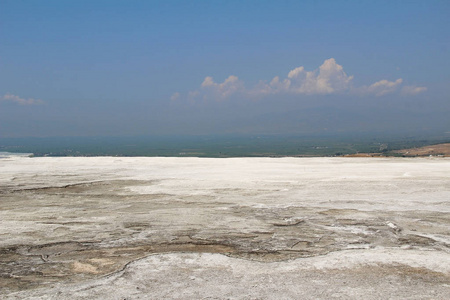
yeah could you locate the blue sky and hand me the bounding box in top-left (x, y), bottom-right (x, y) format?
top-left (0, 0), bottom-right (449, 137)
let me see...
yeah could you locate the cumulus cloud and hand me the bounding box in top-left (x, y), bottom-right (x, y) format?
top-left (170, 92), bottom-right (180, 101)
top-left (255, 58), bottom-right (354, 95)
top-left (362, 78), bottom-right (403, 96)
top-left (0, 93), bottom-right (44, 105)
top-left (198, 75), bottom-right (245, 101)
top-left (401, 85), bottom-right (427, 96)
top-left (180, 58), bottom-right (426, 101)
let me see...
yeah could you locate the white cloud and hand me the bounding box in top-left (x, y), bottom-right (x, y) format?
top-left (401, 85), bottom-right (427, 96)
top-left (362, 78), bottom-right (403, 96)
top-left (0, 93), bottom-right (44, 105)
top-left (279, 58), bottom-right (353, 95)
top-left (180, 58), bottom-right (426, 101)
top-left (248, 59), bottom-right (354, 96)
top-left (198, 75), bottom-right (244, 101)
top-left (288, 66), bottom-right (304, 79)
top-left (170, 92), bottom-right (180, 101)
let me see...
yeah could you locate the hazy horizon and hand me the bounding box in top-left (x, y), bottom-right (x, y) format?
top-left (1, 1), bottom-right (449, 138)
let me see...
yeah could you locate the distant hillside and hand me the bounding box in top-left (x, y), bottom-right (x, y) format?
top-left (344, 143), bottom-right (450, 157)
top-left (392, 143), bottom-right (450, 157)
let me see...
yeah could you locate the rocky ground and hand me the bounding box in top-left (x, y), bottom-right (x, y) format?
top-left (1, 156), bottom-right (449, 299)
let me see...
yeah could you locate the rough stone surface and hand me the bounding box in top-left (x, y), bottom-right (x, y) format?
top-left (1, 156), bottom-right (449, 299)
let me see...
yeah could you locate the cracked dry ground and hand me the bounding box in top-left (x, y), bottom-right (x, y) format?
top-left (0, 157), bottom-right (449, 298)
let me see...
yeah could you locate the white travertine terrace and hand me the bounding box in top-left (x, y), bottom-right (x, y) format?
top-left (1, 156), bottom-right (449, 299)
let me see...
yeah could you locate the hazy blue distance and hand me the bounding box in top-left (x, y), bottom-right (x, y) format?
top-left (0, 1), bottom-right (449, 137)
